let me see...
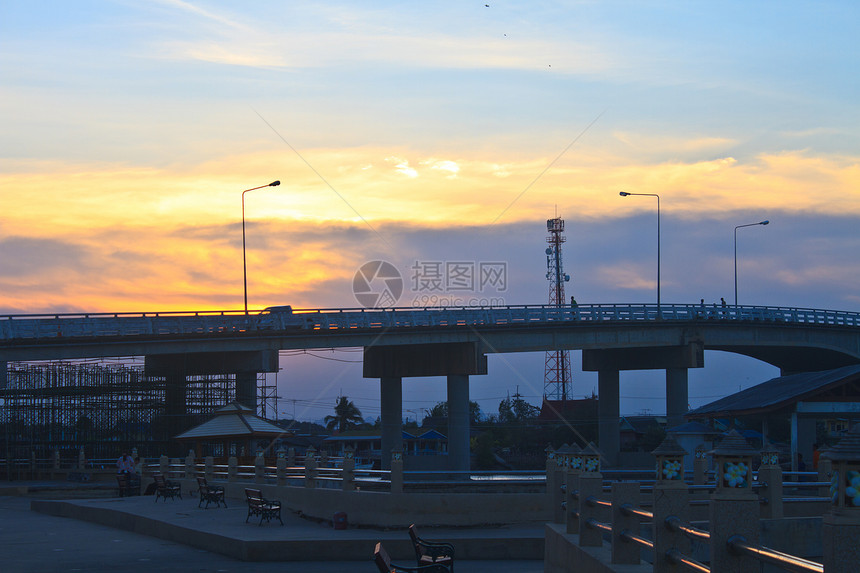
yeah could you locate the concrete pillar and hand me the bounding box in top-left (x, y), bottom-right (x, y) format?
top-left (380, 377), bottom-right (402, 470)
top-left (578, 472), bottom-right (603, 547)
top-left (304, 446), bottom-right (317, 488)
top-left (342, 449), bottom-right (355, 492)
top-left (598, 370), bottom-right (620, 467)
top-left (790, 412), bottom-right (815, 473)
top-left (447, 374), bottom-right (471, 474)
top-left (235, 372), bottom-right (257, 412)
top-left (276, 456), bottom-right (287, 486)
top-left (758, 464), bottom-right (783, 520)
top-left (254, 451), bottom-right (265, 484)
top-left (565, 469), bottom-right (581, 534)
top-left (611, 482), bottom-right (640, 565)
top-left (390, 450), bottom-right (404, 494)
top-left (184, 450), bottom-right (195, 478)
top-left (204, 456), bottom-right (214, 481)
top-left (665, 368), bottom-right (688, 429)
top-left (709, 491), bottom-right (760, 572)
top-left (228, 456), bottom-right (238, 482)
top-left (159, 454), bottom-right (169, 476)
top-left (288, 447), bottom-right (296, 468)
top-left (652, 483), bottom-right (690, 573)
top-left (693, 445), bottom-right (707, 485)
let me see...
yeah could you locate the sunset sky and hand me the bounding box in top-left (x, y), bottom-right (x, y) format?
top-left (2, 1), bottom-right (858, 422)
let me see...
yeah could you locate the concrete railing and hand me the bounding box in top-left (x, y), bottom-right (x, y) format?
top-left (545, 460), bottom-right (840, 573)
top-left (3, 302), bottom-right (859, 340)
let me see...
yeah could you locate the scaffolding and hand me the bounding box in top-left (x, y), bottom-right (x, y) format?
top-left (0, 360), bottom-right (278, 462)
top-left (544, 216), bottom-right (573, 401)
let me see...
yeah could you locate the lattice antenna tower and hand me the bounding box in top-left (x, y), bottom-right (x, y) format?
top-left (544, 216), bottom-right (573, 401)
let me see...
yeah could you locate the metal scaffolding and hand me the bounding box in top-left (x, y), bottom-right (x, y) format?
top-left (0, 360), bottom-right (277, 461)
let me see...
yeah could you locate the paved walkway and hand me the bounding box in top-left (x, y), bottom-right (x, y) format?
top-left (0, 484), bottom-right (545, 573)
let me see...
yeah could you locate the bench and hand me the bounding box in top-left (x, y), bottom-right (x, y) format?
top-left (244, 488), bottom-right (283, 525)
top-left (152, 473), bottom-right (182, 502)
top-left (408, 524), bottom-right (455, 571)
top-left (196, 476), bottom-right (226, 509)
top-left (116, 473), bottom-right (138, 497)
top-left (374, 542), bottom-right (451, 573)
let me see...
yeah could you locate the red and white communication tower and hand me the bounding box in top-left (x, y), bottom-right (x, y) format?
top-left (544, 216), bottom-right (573, 402)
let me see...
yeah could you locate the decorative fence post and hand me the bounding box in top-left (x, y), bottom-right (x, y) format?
top-left (288, 447), bottom-right (296, 468)
top-left (709, 430), bottom-right (760, 573)
top-left (304, 446), bottom-right (317, 488)
top-left (254, 448), bottom-right (265, 484)
top-left (757, 441), bottom-right (783, 519)
top-left (204, 456), bottom-right (214, 482)
top-left (693, 444), bottom-right (707, 485)
top-left (342, 445), bottom-right (356, 492)
top-left (578, 443), bottom-right (602, 547)
top-left (611, 481), bottom-right (640, 564)
top-left (228, 456), bottom-right (238, 482)
top-left (276, 449), bottom-right (287, 486)
top-left (78, 447), bottom-right (86, 470)
top-left (30, 450), bottom-right (36, 479)
top-left (564, 444), bottom-right (583, 534)
top-left (390, 449), bottom-right (404, 494)
top-left (545, 445), bottom-right (562, 523)
top-left (652, 435), bottom-right (690, 573)
top-left (184, 450), bottom-right (195, 478)
top-left (159, 454), bottom-right (169, 476)
top-left (821, 424), bottom-right (860, 573)
top-left (53, 449), bottom-right (61, 471)
top-left (818, 450), bottom-right (833, 498)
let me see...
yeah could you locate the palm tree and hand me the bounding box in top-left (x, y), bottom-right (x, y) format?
top-left (324, 396), bottom-right (364, 433)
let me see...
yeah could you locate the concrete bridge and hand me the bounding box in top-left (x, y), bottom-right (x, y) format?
top-left (3, 303), bottom-right (860, 468)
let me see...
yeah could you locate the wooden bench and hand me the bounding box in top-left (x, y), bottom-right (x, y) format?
top-left (244, 488), bottom-right (283, 525)
top-left (408, 524), bottom-right (455, 571)
top-left (374, 542), bottom-right (451, 573)
top-left (196, 476), bottom-right (226, 509)
top-left (152, 473), bottom-right (182, 502)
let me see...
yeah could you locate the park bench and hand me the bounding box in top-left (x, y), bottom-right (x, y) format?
top-left (152, 472), bottom-right (182, 502)
top-left (408, 524), bottom-right (455, 571)
top-left (244, 488), bottom-right (283, 526)
top-left (115, 473), bottom-right (138, 497)
top-left (196, 476), bottom-right (226, 509)
top-left (374, 542), bottom-right (451, 573)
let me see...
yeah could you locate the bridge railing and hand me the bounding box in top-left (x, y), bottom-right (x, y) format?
top-left (3, 303), bottom-right (859, 341)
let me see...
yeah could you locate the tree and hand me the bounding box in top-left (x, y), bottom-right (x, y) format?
top-left (324, 396), bottom-right (363, 433)
top-left (422, 400), bottom-right (482, 426)
top-left (498, 395), bottom-right (540, 424)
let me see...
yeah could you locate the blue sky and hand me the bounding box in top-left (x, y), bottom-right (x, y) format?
top-left (1, 1), bottom-right (858, 421)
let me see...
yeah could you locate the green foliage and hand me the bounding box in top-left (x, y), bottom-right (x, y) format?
top-left (323, 396), bottom-right (364, 433)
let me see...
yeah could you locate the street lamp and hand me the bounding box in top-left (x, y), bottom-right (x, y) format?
top-left (242, 180), bottom-right (281, 314)
top-left (733, 220), bottom-right (769, 306)
top-left (619, 191), bottom-right (661, 313)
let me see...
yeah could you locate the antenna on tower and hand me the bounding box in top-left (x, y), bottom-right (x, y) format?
top-left (544, 215), bottom-right (573, 403)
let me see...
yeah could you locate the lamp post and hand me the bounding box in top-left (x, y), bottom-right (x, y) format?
top-left (619, 191), bottom-right (660, 314)
top-left (733, 220), bottom-right (769, 306)
top-left (242, 180), bottom-right (281, 314)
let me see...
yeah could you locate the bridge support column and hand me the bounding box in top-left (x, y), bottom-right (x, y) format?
top-left (235, 372), bottom-right (257, 412)
top-left (665, 367), bottom-right (688, 429)
top-left (447, 374), bottom-right (470, 474)
top-left (380, 377), bottom-right (402, 470)
top-left (598, 370), bottom-right (620, 467)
